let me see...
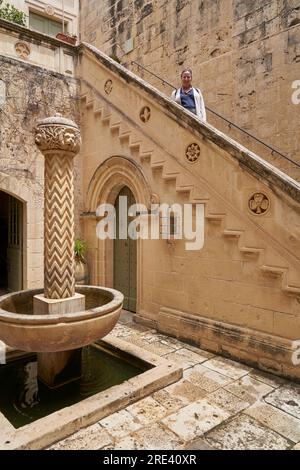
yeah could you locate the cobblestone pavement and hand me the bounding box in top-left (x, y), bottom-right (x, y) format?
top-left (50, 312), bottom-right (300, 451)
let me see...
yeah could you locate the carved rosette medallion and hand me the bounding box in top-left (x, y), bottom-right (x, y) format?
top-left (104, 79), bottom-right (113, 94)
top-left (44, 5), bottom-right (55, 16)
top-left (186, 143), bottom-right (201, 164)
top-left (248, 192), bottom-right (270, 215)
top-left (140, 106), bottom-right (151, 123)
top-left (35, 114), bottom-right (81, 300)
top-left (15, 41), bottom-right (31, 60)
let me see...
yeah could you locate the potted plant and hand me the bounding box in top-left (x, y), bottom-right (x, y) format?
top-left (0, 1), bottom-right (26, 26)
top-left (56, 32), bottom-right (77, 45)
top-left (74, 239), bottom-right (89, 285)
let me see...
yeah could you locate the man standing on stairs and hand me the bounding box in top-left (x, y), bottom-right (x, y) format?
top-left (171, 69), bottom-right (207, 122)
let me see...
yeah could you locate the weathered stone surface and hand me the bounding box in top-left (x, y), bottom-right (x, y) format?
top-left (265, 384), bottom-right (300, 419)
top-left (152, 334), bottom-right (191, 350)
top-left (184, 364), bottom-right (233, 392)
top-left (224, 375), bottom-right (274, 404)
top-left (133, 423), bottom-right (183, 450)
top-left (164, 348), bottom-right (212, 369)
top-left (206, 389), bottom-right (251, 415)
top-left (17, 322), bottom-right (300, 450)
top-left (126, 396), bottom-right (168, 424)
top-left (128, 334), bottom-right (176, 355)
top-left (184, 437), bottom-right (216, 450)
top-left (48, 423), bottom-right (112, 450)
top-left (244, 402), bottom-right (300, 443)
top-left (79, 41), bottom-right (300, 383)
top-left (99, 410), bottom-right (143, 438)
top-left (109, 436), bottom-right (137, 450)
top-left (164, 379), bottom-right (207, 405)
top-left (0, 56), bottom-right (81, 290)
top-left (206, 415), bottom-right (292, 450)
top-left (202, 357), bottom-right (252, 380)
top-left (248, 370), bottom-right (288, 388)
top-left (152, 389), bottom-right (186, 413)
top-left (80, 0), bottom-right (300, 176)
top-left (162, 399), bottom-right (230, 441)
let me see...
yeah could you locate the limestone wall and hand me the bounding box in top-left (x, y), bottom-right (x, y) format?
top-left (0, 56), bottom-right (81, 289)
top-left (80, 0), bottom-right (300, 176)
top-left (79, 44), bottom-right (300, 381)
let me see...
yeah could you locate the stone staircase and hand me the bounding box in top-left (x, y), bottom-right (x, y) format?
top-left (77, 43), bottom-right (300, 380)
top-left (80, 82), bottom-right (300, 300)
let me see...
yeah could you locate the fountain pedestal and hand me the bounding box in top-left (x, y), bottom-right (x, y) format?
top-left (37, 350), bottom-right (82, 388)
top-left (34, 293), bottom-right (85, 387)
top-left (34, 114), bottom-right (84, 388)
top-left (33, 293), bottom-right (85, 316)
top-left (0, 114), bottom-right (123, 392)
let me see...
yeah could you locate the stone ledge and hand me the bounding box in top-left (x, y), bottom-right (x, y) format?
top-left (135, 307), bottom-right (300, 383)
top-left (0, 49), bottom-right (78, 84)
top-left (0, 18), bottom-right (76, 50)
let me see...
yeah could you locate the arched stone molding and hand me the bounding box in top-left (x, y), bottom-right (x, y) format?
top-left (86, 156), bottom-right (153, 212)
top-left (0, 172), bottom-right (44, 290)
top-left (0, 171), bottom-right (30, 203)
top-left (84, 156), bottom-right (154, 313)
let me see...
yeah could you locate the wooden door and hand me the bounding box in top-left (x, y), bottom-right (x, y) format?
top-left (114, 187), bottom-right (137, 312)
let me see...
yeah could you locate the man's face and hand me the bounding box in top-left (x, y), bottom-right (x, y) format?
top-left (181, 72), bottom-right (192, 89)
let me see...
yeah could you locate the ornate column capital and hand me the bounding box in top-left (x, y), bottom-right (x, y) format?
top-left (35, 113), bottom-right (81, 156)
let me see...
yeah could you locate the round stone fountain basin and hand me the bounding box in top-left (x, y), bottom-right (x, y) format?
top-left (0, 286), bottom-right (123, 352)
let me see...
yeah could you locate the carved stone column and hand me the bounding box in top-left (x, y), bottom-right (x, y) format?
top-left (34, 114), bottom-right (84, 388)
top-left (35, 114), bottom-right (81, 299)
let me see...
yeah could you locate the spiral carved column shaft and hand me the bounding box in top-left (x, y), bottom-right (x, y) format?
top-left (35, 115), bottom-right (81, 299)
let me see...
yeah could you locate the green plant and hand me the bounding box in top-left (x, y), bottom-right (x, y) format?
top-left (0, 0), bottom-right (26, 26)
top-left (74, 239), bottom-right (86, 262)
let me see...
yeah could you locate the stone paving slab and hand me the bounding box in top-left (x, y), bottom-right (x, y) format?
top-left (184, 364), bottom-right (234, 392)
top-left (45, 314), bottom-right (300, 450)
top-left (104, 436), bottom-right (137, 450)
top-left (161, 398), bottom-right (230, 441)
top-left (248, 370), bottom-right (288, 389)
top-left (264, 384), bottom-right (300, 419)
top-left (148, 334), bottom-right (194, 350)
top-left (184, 437), bottom-right (215, 450)
top-left (130, 423), bottom-right (183, 450)
top-left (203, 356), bottom-right (252, 379)
top-left (124, 334), bottom-right (176, 356)
top-left (164, 348), bottom-right (212, 369)
top-left (206, 388), bottom-right (251, 416)
top-left (244, 401), bottom-right (300, 443)
top-left (48, 423), bottom-right (112, 450)
top-left (164, 379), bottom-right (207, 405)
top-left (205, 415), bottom-right (292, 450)
top-left (224, 375), bottom-right (274, 404)
top-left (99, 409), bottom-right (142, 438)
top-left (126, 396), bottom-right (168, 424)
top-left (152, 389), bottom-right (186, 413)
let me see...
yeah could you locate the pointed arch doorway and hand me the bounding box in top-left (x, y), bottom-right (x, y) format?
top-left (114, 186), bottom-right (137, 312)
